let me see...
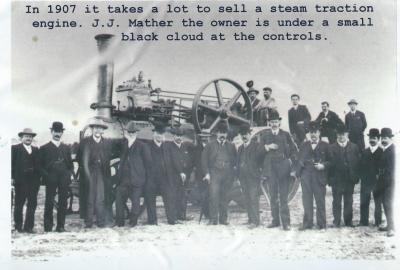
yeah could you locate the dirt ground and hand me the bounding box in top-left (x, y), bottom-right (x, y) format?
top-left (11, 185), bottom-right (398, 265)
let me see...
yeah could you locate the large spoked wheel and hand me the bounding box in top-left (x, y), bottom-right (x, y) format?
top-left (192, 78), bottom-right (253, 134)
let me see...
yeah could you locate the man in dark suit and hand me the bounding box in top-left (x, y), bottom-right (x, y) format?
top-left (40, 122), bottom-right (74, 232)
top-left (288, 94), bottom-right (312, 145)
top-left (77, 118), bottom-right (121, 228)
top-left (192, 132), bottom-right (211, 218)
top-left (315, 101), bottom-right (344, 144)
top-left (245, 81), bottom-right (261, 125)
top-left (359, 128), bottom-right (383, 227)
top-left (296, 121), bottom-right (331, 230)
top-left (145, 124), bottom-right (182, 225)
top-left (329, 125), bottom-right (361, 227)
top-left (202, 122), bottom-right (237, 225)
top-left (378, 128), bottom-right (396, 237)
top-left (11, 128), bottom-right (41, 233)
top-left (165, 127), bottom-right (194, 221)
top-left (115, 121), bottom-right (151, 227)
top-left (237, 124), bottom-right (265, 228)
top-left (345, 99), bottom-right (367, 150)
top-left (260, 111), bottom-right (298, 230)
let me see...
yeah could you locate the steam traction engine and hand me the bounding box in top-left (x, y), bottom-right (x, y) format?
top-left (71, 34), bottom-right (299, 214)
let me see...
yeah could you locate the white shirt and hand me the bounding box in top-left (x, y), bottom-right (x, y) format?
top-left (292, 105), bottom-right (299, 110)
top-left (369, 145), bottom-right (379, 154)
top-left (93, 135), bottom-right (101, 143)
top-left (51, 140), bottom-right (61, 147)
top-left (154, 140), bottom-right (162, 147)
top-left (23, 144), bottom-right (32, 154)
top-left (174, 141), bottom-right (182, 148)
top-left (271, 129), bottom-right (279, 136)
top-left (218, 139), bottom-right (226, 146)
top-left (382, 142), bottom-right (393, 152)
top-left (311, 140), bottom-right (319, 150)
top-left (338, 140), bottom-right (348, 148)
top-left (128, 137), bottom-right (136, 148)
top-left (243, 141), bottom-right (250, 148)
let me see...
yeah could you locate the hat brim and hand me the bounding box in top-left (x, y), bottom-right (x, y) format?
top-left (247, 90), bottom-right (259, 95)
top-left (269, 118), bottom-right (282, 121)
top-left (50, 128), bottom-right (65, 131)
top-left (89, 124), bottom-right (108, 129)
top-left (18, 132), bottom-right (36, 137)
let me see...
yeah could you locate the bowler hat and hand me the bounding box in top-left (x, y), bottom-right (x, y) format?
top-left (18, 128), bottom-right (37, 138)
top-left (246, 81), bottom-right (254, 88)
top-left (380, 128), bottom-right (394, 138)
top-left (216, 122), bottom-right (228, 133)
top-left (336, 124), bottom-right (348, 135)
top-left (88, 118), bottom-right (108, 129)
top-left (321, 101), bottom-right (330, 106)
top-left (153, 124), bottom-right (166, 134)
top-left (367, 128), bottom-right (380, 138)
top-left (308, 121), bottom-right (320, 132)
top-left (171, 127), bottom-right (184, 136)
top-left (239, 124), bottom-right (252, 135)
top-left (291, 94), bottom-right (300, 99)
top-left (124, 121), bottom-right (140, 133)
top-left (268, 111), bottom-right (281, 121)
top-left (247, 88), bottom-right (259, 95)
top-left (348, 99), bottom-right (358, 105)
top-left (50, 121), bottom-right (65, 132)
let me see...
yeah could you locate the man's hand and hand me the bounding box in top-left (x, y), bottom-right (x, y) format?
top-left (297, 121), bottom-right (304, 125)
top-left (180, 173), bottom-right (186, 183)
top-left (203, 173), bottom-right (210, 183)
top-left (265, 143), bottom-right (279, 151)
top-left (314, 163), bottom-right (325, 171)
top-left (290, 171), bottom-right (297, 178)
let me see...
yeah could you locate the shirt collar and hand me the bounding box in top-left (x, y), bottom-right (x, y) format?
top-left (93, 135), bottom-right (101, 143)
top-left (382, 142), bottom-right (393, 151)
top-left (271, 129), bottom-right (279, 135)
top-left (311, 139), bottom-right (319, 145)
top-left (338, 140), bottom-right (348, 148)
top-left (218, 139), bottom-right (226, 145)
top-left (51, 140), bottom-right (61, 147)
top-left (369, 145), bottom-right (379, 153)
top-left (174, 141), bottom-right (182, 148)
top-left (23, 143), bottom-right (32, 154)
top-left (154, 140), bottom-right (162, 147)
top-left (293, 104), bottom-right (299, 110)
top-left (128, 137), bottom-right (136, 148)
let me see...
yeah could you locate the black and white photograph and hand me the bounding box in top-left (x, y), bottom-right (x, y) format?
top-left (0, 0), bottom-right (399, 269)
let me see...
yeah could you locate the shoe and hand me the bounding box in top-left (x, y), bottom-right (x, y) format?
top-left (332, 223), bottom-right (341, 228)
top-left (283, 225), bottom-right (291, 231)
top-left (387, 230), bottom-right (395, 237)
top-left (298, 226), bottom-right (312, 231)
top-left (44, 228), bottom-right (53, 233)
top-left (84, 224), bottom-right (93, 229)
top-left (15, 228), bottom-right (23, 233)
top-left (248, 224), bottom-right (258, 229)
top-left (24, 229), bottom-right (36, 234)
top-left (317, 225), bottom-right (327, 230)
top-left (175, 220), bottom-right (183, 224)
top-left (56, 227), bottom-right (67, 233)
top-left (379, 226), bottom-right (388, 232)
top-left (345, 223), bottom-right (355, 228)
top-left (267, 223), bottom-right (280, 228)
top-left (219, 221), bottom-right (229, 225)
top-left (208, 220), bottom-right (218, 225)
top-left (358, 222), bottom-right (369, 227)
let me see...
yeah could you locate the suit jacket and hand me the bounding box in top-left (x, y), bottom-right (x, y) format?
top-left (164, 141), bottom-right (194, 183)
top-left (296, 140), bottom-right (331, 185)
top-left (288, 104), bottom-right (311, 142)
top-left (40, 142), bottom-right (73, 184)
top-left (360, 147), bottom-right (382, 189)
top-left (237, 140), bottom-right (266, 181)
top-left (117, 139), bottom-right (152, 187)
top-left (77, 136), bottom-right (122, 182)
top-left (202, 140), bottom-right (237, 175)
top-left (379, 144), bottom-right (396, 185)
top-left (11, 143), bottom-right (41, 185)
top-left (329, 141), bottom-right (361, 187)
top-left (315, 110), bottom-right (344, 143)
top-left (259, 129), bottom-right (298, 178)
top-left (345, 110), bottom-right (367, 140)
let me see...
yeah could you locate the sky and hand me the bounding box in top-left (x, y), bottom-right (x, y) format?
top-left (7, 0), bottom-right (398, 144)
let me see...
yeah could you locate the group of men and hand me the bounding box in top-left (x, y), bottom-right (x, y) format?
top-left (11, 88), bottom-right (396, 237)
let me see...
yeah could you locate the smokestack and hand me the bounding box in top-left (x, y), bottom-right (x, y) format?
top-left (93, 34), bottom-right (115, 119)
